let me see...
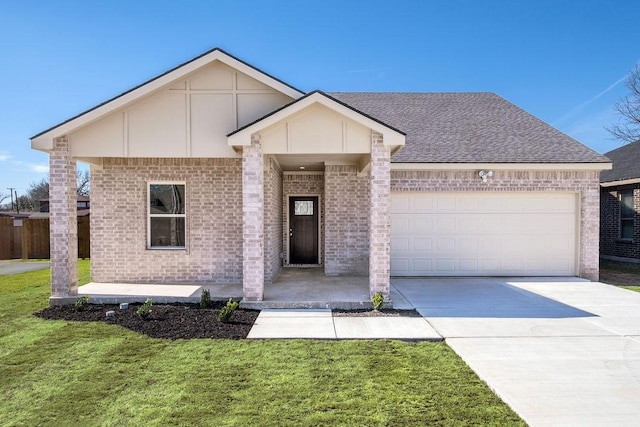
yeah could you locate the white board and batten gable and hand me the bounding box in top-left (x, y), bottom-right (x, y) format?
top-left (227, 91), bottom-right (406, 155)
top-left (31, 49), bottom-right (302, 163)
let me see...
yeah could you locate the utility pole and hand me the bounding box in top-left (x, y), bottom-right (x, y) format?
top-left (14, 190), bottom-right (19, 214)
top-left (7, 187), bottom-right (15, 213)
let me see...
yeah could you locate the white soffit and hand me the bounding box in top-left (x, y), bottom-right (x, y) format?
top-left (391, 162), bottom-right (613, 171)
top-left (228, 92), bottom-right (406, 148)
top-left (31, 49), bottom-right (304, 150)
top-left (600, 177), bottom-right (640, 187)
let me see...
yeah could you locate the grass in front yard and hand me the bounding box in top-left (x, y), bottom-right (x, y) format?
top-left (0, 261), bottom-right (523, 426)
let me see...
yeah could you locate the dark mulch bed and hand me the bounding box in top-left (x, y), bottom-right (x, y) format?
top-left (34, 302), bottom-right (259, 340)
top-left (332, 309), bottom-right (420, 317)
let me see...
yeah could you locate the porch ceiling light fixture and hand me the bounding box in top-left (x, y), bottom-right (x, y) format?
top-left (299, 166), bottom-right (305, 170)
top-left (478, 170), bottom-right (493, 182)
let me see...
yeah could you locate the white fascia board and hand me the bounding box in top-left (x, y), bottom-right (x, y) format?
top-left (391, 162), bottom-right (613, 171)
top-left (600, 178), bottom-right (640, 187)
top-left (31, 50), bottom-right (304, 149)
top-left (228, 92), bottom-right (406, 147)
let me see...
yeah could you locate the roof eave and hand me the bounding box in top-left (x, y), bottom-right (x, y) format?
top-left (600, 177), bottom-right (640, 187)
top-left (391, 162), bottom-right (613, 171)
top-left (30, 48), bottom-right (305, 150)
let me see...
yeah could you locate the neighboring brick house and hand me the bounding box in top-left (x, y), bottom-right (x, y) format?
top-left (30, 48), bottom-right (611, 304)
top-left (600, 140), bottom-right (640, 262)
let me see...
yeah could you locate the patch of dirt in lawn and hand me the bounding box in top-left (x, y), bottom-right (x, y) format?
top-left (332, 309), bottom-right (420, 317)
top-left (600, 269), bottom-right (640, 287)
top-left (600, 261), bottom-right (640, 287)
top-left (34, 302), bottom-right (259, 340)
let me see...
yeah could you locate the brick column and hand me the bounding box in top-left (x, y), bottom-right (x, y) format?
top-left (580, 185), bottom-right (600, 281)
top-left (242, 135), bottom-right (264, 301)
top-left (49, 136), bottom-right (78, 299)
top-left (369, 131), bottom-right (391, 299)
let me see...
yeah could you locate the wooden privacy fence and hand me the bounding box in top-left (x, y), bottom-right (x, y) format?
top-left (0, 216), bottom-right (90, 260)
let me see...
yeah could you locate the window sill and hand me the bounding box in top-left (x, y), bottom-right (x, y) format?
top-left (147, 246), bottom-right (187, 251)
top-left (616, 239), bottom-right (634, 244)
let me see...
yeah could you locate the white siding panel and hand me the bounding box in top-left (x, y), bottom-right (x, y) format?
top-left (237, 93), bottom-right (292, 128)
top-left (70, 112), bottom-right (124, 157)
top-left (189, 62), bottom-right (234, 90)
top-left (391, 192), bottom-right (577, 276)
top-left (190, 94), bottom-right (236, 157)
top-left (128, 92), bottom-right (187, 157)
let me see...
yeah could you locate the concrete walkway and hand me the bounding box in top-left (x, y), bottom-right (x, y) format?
top-left (247, 308), bottom-right (441, 340)
top-left (393, 277), bottom-right (640, 427)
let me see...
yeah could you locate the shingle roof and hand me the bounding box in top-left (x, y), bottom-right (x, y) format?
top-left (328, 92), bottom-right (610, 163)
top-left (600, 140), bottom-right (640, 183)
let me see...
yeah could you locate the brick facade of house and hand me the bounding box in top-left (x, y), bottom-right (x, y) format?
top-left (91, 158), bottom-right (243, 284)
top-left (324, 165), bottom-right (370, 276)
top-left (600, 186), bottom-right (640, 260)
top-left (264, 156), bottom-right (283, 283)
top-left (390, 169), bottom-right (601, 281)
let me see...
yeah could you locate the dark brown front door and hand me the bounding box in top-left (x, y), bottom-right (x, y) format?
top-left (289, 196), bottom-right (319, 264)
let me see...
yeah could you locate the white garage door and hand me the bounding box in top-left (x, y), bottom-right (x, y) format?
top-left (391, 192), bottom-right (577, 276)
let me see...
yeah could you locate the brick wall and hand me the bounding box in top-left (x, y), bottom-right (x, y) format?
top-left (369, 132), bottom-right (391, 296)
top-left (264, 156), bottom-right (283, 283)
top-left (242, 137), bottom-right (264, 300)
top-left (49, 136), bottom-right (78, 297)
top-left (325, 165), bottom-right (370, 275)
top-left (600, 186), bottom-right (640, 260)
top-left (390, 169), bottom-right (601, 281)
top-left (282, 172), bottom-right (325, 264)
top-left (91, 158), bottom-right (243, 283)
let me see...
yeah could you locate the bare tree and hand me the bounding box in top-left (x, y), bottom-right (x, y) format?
top-left (0, 192), bottom-right (8, 206)
top-left (608, 64), bottom-right (640, 143)
top-left (76, 169), bottom-right (91, 197)
top-left (16, 170), bottom-right (91, 211)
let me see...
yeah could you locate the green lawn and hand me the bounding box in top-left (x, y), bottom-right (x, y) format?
top-left (0, 261), bottom-right (523, 426)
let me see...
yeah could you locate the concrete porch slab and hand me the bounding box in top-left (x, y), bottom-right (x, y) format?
top-left (77, 282), bottom-right (242, 304)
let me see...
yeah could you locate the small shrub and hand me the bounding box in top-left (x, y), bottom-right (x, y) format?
top-left (74, 296), bottom-right (90, 312)
top-left (199, 289), bottom-right (211, 308)
top-left (217, 298), bottom-right (239, 323)
top-left (137, 298), bottom-right (152, 319)
top-left (372, 292), bottom-right (384, 311)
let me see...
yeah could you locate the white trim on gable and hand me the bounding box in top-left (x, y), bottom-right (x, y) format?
top-left (227, 92), bottom-right (406, 149)
top-left (31, 49), bottom-right (304, 150)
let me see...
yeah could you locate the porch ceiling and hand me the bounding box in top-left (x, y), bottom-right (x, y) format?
top-left (275, 153), bottom-right (366, 171)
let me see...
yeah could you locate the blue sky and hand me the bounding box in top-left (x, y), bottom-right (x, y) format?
top-left (1, 0), bottom-right (639, 197)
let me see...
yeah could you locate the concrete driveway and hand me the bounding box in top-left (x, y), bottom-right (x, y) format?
top-left (0, 260), bottom-right (50, 275)
top-left (393, 277), bottom-right (640, 427)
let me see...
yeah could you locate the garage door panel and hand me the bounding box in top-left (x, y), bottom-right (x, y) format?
top-left (436, 238), bottom-right (455, 253)
top-left (413, 238), bottom-right (432, 252)
top-left (459, 238), bottom-right (479, 254)
top-left (391, 192), bottom-right (576, 277)
top-left (391, 215), bottom-right (410, 233)
top-left (459, 259), bottom-right (479, 272)
top-left (391, 237), bottom-right (410, 252)
top-left (414, 216), bottom-right (433, 233)
top-left (413, 259), bottom-right (432, 272)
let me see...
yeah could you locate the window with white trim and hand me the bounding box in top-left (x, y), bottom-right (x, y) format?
top-left (620, 190), bottom-right (634, 240)
top-left (148, 183), bottom-right (186, 249)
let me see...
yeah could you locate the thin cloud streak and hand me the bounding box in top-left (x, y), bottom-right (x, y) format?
top-left (552, 73), bottom-right (628, 126)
